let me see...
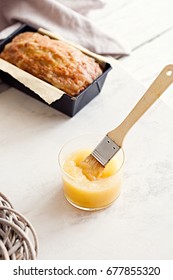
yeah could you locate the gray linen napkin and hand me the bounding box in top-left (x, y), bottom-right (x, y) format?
top-left (58, 0), bottom-right (105, 15)
top-left (0, 0), bottom-right (129, 56)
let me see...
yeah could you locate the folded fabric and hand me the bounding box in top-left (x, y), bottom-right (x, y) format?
top-left (57, 0), bottom-right (105, 15)
top-left (0, 0), bottom-right (129, 56)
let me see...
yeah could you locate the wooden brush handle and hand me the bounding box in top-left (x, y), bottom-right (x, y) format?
top-left (108, 64), bottom-right (173, 146)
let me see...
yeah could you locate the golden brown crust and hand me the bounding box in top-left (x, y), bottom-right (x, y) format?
top-left (0, 32), bottom-right (103, 96)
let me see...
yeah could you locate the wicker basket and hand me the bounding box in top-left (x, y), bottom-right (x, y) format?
top-left (0, 192), bottom-right (38, 260)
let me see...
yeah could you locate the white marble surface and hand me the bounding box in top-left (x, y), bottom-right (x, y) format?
top-left (0, 59), bottom-right (173, 260)
top-left (88, 0), bottom-right (173, 109)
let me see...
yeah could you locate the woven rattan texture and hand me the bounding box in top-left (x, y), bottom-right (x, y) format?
top-left (0, 192), bottom-right (38, 260)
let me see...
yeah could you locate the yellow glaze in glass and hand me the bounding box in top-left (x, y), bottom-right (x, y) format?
top-left (62, 149), bottom-right (123, 210)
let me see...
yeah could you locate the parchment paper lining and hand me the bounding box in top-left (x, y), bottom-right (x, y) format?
top-left (0, 59), bottom-right (65, 104)
top-left (0, 28), bottom-right (108, 104)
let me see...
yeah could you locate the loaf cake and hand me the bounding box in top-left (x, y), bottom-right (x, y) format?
top-left (0, 32), bottom-right (103, 96)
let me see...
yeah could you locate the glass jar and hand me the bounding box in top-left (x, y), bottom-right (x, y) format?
top-left (58, 134), bottom-right (125, 211)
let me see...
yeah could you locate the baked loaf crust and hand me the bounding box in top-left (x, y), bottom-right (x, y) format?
top-left (0, 32), bottom-right (103, 96)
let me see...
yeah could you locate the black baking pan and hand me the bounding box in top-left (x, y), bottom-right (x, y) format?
top-left (0, 24), bottom-right (112, 117)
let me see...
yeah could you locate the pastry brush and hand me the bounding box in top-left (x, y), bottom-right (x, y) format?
top-left (80, 64), bottom-right (173, 180)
